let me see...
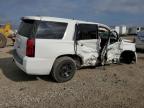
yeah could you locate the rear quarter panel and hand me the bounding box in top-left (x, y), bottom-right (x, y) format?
top-left (35, 40), bottom-right (75, 70)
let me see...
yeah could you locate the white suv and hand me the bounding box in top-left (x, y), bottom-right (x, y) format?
top-left (13, 16), bottom-right (137, 82)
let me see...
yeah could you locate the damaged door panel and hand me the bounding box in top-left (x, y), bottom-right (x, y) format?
top-left (98, 26), bottom-right (136, 65)
top-left (98, 26), bottom-right (110, 65)
top-left (76, 24), bottom-right (100, 66)
top-left (106, 31), bottom-right (121, 63)
top-left (75, 23), bottom-right (136, 67)
top-left (106, 31), bottom-right (136, 64)
top-left (107, 42), bottom-right (121, 63)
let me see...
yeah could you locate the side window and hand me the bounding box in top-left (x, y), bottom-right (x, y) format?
top-left (77, 24), bottom-right (98, 40)
top-left (36, 21), bottom-right (68, 39)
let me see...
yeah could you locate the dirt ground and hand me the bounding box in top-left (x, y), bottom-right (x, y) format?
top-left (0, 37), bottom-right (144, 108)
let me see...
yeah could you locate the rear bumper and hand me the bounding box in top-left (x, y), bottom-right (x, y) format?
top-left (13, 51), bottom-right (54, 75)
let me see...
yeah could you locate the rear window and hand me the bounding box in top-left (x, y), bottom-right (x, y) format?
top-left (36, 21), bottom-right (68, 39)
top-left (18, 19), bottom-right (36, 38)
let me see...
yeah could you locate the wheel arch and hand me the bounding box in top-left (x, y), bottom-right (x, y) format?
top-left (55, 54), bottom-right (83, 66)
top-left (120, 50), bottom-right (137, 63)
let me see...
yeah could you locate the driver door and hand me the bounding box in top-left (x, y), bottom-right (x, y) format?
top-left (98, 26), bottom-right (121, 64)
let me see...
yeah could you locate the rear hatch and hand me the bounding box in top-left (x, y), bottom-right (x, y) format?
top-left (14, 19), bottom-right (37, 59)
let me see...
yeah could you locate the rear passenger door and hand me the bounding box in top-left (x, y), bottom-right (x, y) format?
top-left (76, 24), bottom-right (100, 66)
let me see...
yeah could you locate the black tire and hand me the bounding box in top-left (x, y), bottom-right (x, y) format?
top-left (52, 57), bottom-right (76, 83)
top-left (0, 34), bottom-right (7, 48)
top-left (120, 52), bottom-right (134, 64)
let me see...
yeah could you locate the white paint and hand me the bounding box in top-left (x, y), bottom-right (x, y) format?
top-left (106, 38), bottom-right (136, 64)
top-left (107, 42), bottom-right (121, 63)
top-left (77, 39), bottom-right (99, 66)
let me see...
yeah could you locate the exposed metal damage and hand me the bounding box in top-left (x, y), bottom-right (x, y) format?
top-left (76, 38), bottom-right (136, 67)
top-left (77, 45), bottom-right (98, 66)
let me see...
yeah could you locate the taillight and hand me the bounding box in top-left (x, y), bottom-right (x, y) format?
top-left (26, 38), bottom-right (35, 57)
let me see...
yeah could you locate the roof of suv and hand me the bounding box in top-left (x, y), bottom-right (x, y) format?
top-left (22, 16), bottom-right (73, 22)
top-left (22, 16), bottom-right (110, 29)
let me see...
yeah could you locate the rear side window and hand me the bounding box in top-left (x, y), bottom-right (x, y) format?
top-left (18, 19), bottom-right (36, 38)
top-left (77, 24), bottom-right (98, 40)
top-left (36, 21), bottom-right (68, 39)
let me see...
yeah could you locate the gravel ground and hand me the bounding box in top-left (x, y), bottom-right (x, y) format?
top-left (0, 38), bottom-right (144, 108)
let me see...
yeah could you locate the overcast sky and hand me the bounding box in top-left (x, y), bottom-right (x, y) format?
top-left (0, 0), bottom-right (144, 27)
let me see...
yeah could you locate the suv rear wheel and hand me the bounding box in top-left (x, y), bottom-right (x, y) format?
top-left (52, 57), bottom-right (76, 83)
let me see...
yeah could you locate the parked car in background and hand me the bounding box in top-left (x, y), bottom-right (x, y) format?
top-left (135, 31), bottom-right (144, 50)
top-left (13, 16), bottom-right (137, 83)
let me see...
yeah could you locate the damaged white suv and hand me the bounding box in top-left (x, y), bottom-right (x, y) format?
top-left (13, 16), bottom-right (137, 82)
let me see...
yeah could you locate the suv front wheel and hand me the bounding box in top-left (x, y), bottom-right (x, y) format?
top-left (51, 57), bottom-right (76, 83)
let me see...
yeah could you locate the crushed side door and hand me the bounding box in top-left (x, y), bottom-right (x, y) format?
top-left (75, 24), bottom-right (100, 66)
top-left (107, 41), bottom-right (121, 63)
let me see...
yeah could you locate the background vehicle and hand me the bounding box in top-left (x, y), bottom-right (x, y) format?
top-left (13, 16), bottom-right (137, 83)
top-left (0, 23), bottom-right (15, 48)
top-left (135, 31), bottom-right (144, 50)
